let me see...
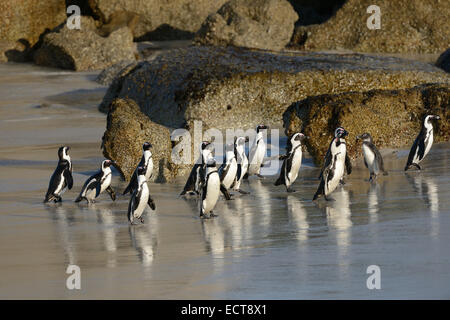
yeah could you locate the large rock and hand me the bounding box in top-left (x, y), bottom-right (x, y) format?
top-left (195, 0), bottom-right (298, 51)
top-left (0, 0), bottom-right (66, 62)
top-left (100, 46), bottom-right (450, 180)
top-left (290, 0), bottom-right (450, 53)
top-left (436, 49), bottom-right (450, 73)
top-left (88, 0), bottom-right (228, 40)
top-left (283, 83), bottom-right (450, 165)
top-left (33, 16), bottom-right (137, 71)
top-left (102, 98), bottom-right (180, 182)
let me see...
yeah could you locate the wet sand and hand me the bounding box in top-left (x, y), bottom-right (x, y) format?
top-left (0, 63), bottom-right (449, 299)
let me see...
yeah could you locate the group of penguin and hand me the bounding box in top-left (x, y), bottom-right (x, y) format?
top-left (44, 115), bottom-right (441, 223)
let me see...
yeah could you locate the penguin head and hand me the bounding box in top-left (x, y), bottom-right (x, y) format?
top-left (234, 136), bottom-right (247, 149)
top-left (102, 159), bottom-right (115, 170)
top-left (256, 124), bottom-right (268, 133)
top-left (58, 146), bottom-right (70, 160)
top-left (424, 114), bottom-right (440, 125)
top-left (201, 141), bottom-right (211, 150)
top-left (290, 133), bottom-right (307, 148)
top-left (143, 142), bottom-right (152, 151)
top-left (334, 127), bottom-right (348, 138)
top-left (356, 133), bottom-right (372, 143)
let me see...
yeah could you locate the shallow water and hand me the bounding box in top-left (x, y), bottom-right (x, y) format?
top-left (0, 63), bottom-right (449, 299)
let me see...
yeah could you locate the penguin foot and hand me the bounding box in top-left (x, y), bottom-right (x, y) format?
top-left (210, 212), bottom-right (218, 218)
top-left (238, 189), bottom-right (250, 194)
top-left (286, 187), bottom-right (296, 193)
top-left (324, 195), bottom-right (335, 202)
top-left (339, 179), bottom-right (346, 185)
top-left (412, 163), bottom-right (422, 170)
top-left (256, 174), bottom-right (265, 179)
top-left (140, 218), bottom-right (144, 223)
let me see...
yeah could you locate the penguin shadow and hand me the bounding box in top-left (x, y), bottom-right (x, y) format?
top-left (128, 223), bottom-right (158, 268)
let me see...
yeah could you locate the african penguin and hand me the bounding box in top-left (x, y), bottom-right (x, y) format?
top-left (44, 146), bottom-right (73, 203)
top-left (247, 124), bottom-right (268, 178)
top-left (405, 114), bottom-right (441, 171)
top-left (274, 132), bottom-right (307, 192)
top-left (180, 141), bottom-right (213, 196)
top-left (356, 133), bottom-right (388, 181)
top-left (128, 166), bottom-right (156, 224)
top-left (231, 136), bottom-right (250, 194)
top-left (123, 142), bottom-right (153, 195)
top-left (219, 142), bottom-right (238, 192)
top-left (75, 159), bottom-right (116, 204)
top-left (200, 159), bottom-right (221, 219)
top-left (314, 127), bottom-right (351, 201)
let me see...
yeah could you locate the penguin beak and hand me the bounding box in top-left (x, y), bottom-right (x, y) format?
top-left (342, 130), bottom-right (349, 137)
top-left (245, 137), bottom-right (249, 142)
top-left (434, 115), bottom-right (441, 120)
top-left (356, 135), bottom-right (361, 140)
top-left (66, 146), bottom-right (70, 151)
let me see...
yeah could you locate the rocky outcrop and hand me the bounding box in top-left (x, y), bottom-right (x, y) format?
top-left (100, 46), bottom-right (450, 180)
top-left (102, 98), bottom-right (179, 182)
top-left (33, 17), bottom-right (137, 71)
top-left (436, 49), bottom-right (450, 73)
top-left (195, 0), bottom-right (298, 51)
top-left (0, 0), bottom-right (66, 62)
top-left (283, 84), bottom-right (450, 165)
top-left (88, 0), bottom-right (228, 40)
top-left (290, 0), bottom-right (450, 54)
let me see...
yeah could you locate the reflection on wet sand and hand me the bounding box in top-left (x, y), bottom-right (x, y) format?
top-left (368, 183), bottom-right (380, 224)
top-left (408, 173), bottom-right (440, 238)
top-left (201, 218), bottom-right (225, 273)
top-left (249, 179), bottom-right (272, 234)
top-left (286, 195), bottom-right (309, 244)
top-left (94, 205), bottom-right (118, 267)
top-left (324, 188), bottom-right (352, 279)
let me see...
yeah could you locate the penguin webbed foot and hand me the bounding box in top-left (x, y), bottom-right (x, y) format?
top-left (339, 179), bottom-right (346, 185)
top-left (324, 195), bottom-right (335, 202)
top-left (238, 189), bottom-right (250, 195)
top-left (256, 174), bottom-right (264, 179)
top-left (286, 187), bottom-right (296, 193)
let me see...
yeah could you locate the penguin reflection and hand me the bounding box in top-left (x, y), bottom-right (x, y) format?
top-left (45, 204), bottom-right (77, 265)
top-left (129, 223), bottom-right (158, 268)
top-left (407, 174), bottom-right (439, 237)
top-left (94, 205), bottom-right (118, 267)
top-left (286, 195), bottom-right (309, 244)
top-left (367, 183), bottom-right (380, 224)
top-left (324, 188), bottom-right (352, 278)
top-left (249, 179), bottom-right (272, 234)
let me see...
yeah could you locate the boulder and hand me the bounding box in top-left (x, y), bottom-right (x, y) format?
top-left (102, 98), bottom-right (180, 182)
top-left (33, 16), bottom-right (137, 71)
top-left (195, 0), bottom-right (298, 51)
top-left (283, 83), bottom-right (450, 165)
top-left (436, 49), bottom-right (450, 73)
top-left (0, 0), bottom-right (66, 62)
top-left (88, 0), bottom-right (228, 40)
top-left (290, 0), bottom-right (450, 53)
top-left (100, 46), bottom-right (450, 180)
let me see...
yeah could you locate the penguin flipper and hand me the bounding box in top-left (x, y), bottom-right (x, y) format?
top-left (64, 169), bottom-right (73, 190)
top-left (345, 154), bottom-right (352, 175)
top-left (106, 186), bottom-right (116, 201)
top-left (313, 178), bottom-right (325, 200)
top-left (220, 183), bottom-right (232, 200)
top-left (147, 194), bottom-right (156, 210)
top-left (181, 164), bottom-right (200, 195)
top-left (123, 171), bottom-right (138, 195)
top-left (405, 137), bottom-right (419, 170)
top-left (274, 159), bottom-right (286, 186)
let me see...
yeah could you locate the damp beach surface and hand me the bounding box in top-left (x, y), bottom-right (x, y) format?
top-left (0, 63), bottom-right (449, 299)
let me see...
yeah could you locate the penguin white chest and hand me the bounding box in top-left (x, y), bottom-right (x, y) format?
top-left (203, 173), bottom-right (220, 213)
top-left (424, 130), bottom-right (434, 159)
top-left (135, 184), bottom-right (149, 218)
top-left (288, 149), bottom-right (302, 182)
top-left (100, 171), bottom-right (112, 193)
top-left (362, 144), bottom-right (377, 173)
top-left (144, 152), bottom-right (153, 179)
top-left (223, 160), bottom-right (237, 188)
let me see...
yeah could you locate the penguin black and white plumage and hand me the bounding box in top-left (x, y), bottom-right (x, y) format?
top-left (313, 127), bottom-right (351, 201)
top-left (356, 133), bottom-right (388, 181)
top-left (200, 159), bottom-right (221, 219)
top-left (75, 160), bottom-right (116, 204)
top-left (231, 136), bottom-right (250, 194)
top-left (247, 124), bottom-right (268, 178)
top-left (128, 166), bottom-right (156, 224)
top-left (44, 146), bottom-right (73, 203)
top-left (405, 115), bottom-right (441, 171)
top-left (274, 132), bottom-right (307, 192)
top-left (180, 141), bottom-right (213, 196)
top-left (219, 142), bottom-right (238, 191)
top-left (123, 142), bottom-right (153, 195)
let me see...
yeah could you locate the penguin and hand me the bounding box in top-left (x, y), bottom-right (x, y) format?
top-left (356, 133), bottom-right (388, 181)
top-left (123, 142), bottom-right (153, 195)
top-left (219, 142), bottom-right (238, 191)
top-left (405, 115), bottom-right (441, 171)
top-left (247, 124), bottom-right (268, 178)
top-left (128, 166), bottom-right (156, 224)
top-left (313, 127), bottom-right (351, 201)
top-left (274, 132), bottom-right (307, 192)
top-left (200, 159), bottom-right (221, 219)
top-left (231, 136), bottom-right (250, 194)
top-left (180, 141), bottom-right (213, 196)
top-left (75, 159), bottom-right (116, 204)
top-left (44, 146), bottom-right (73, 203)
